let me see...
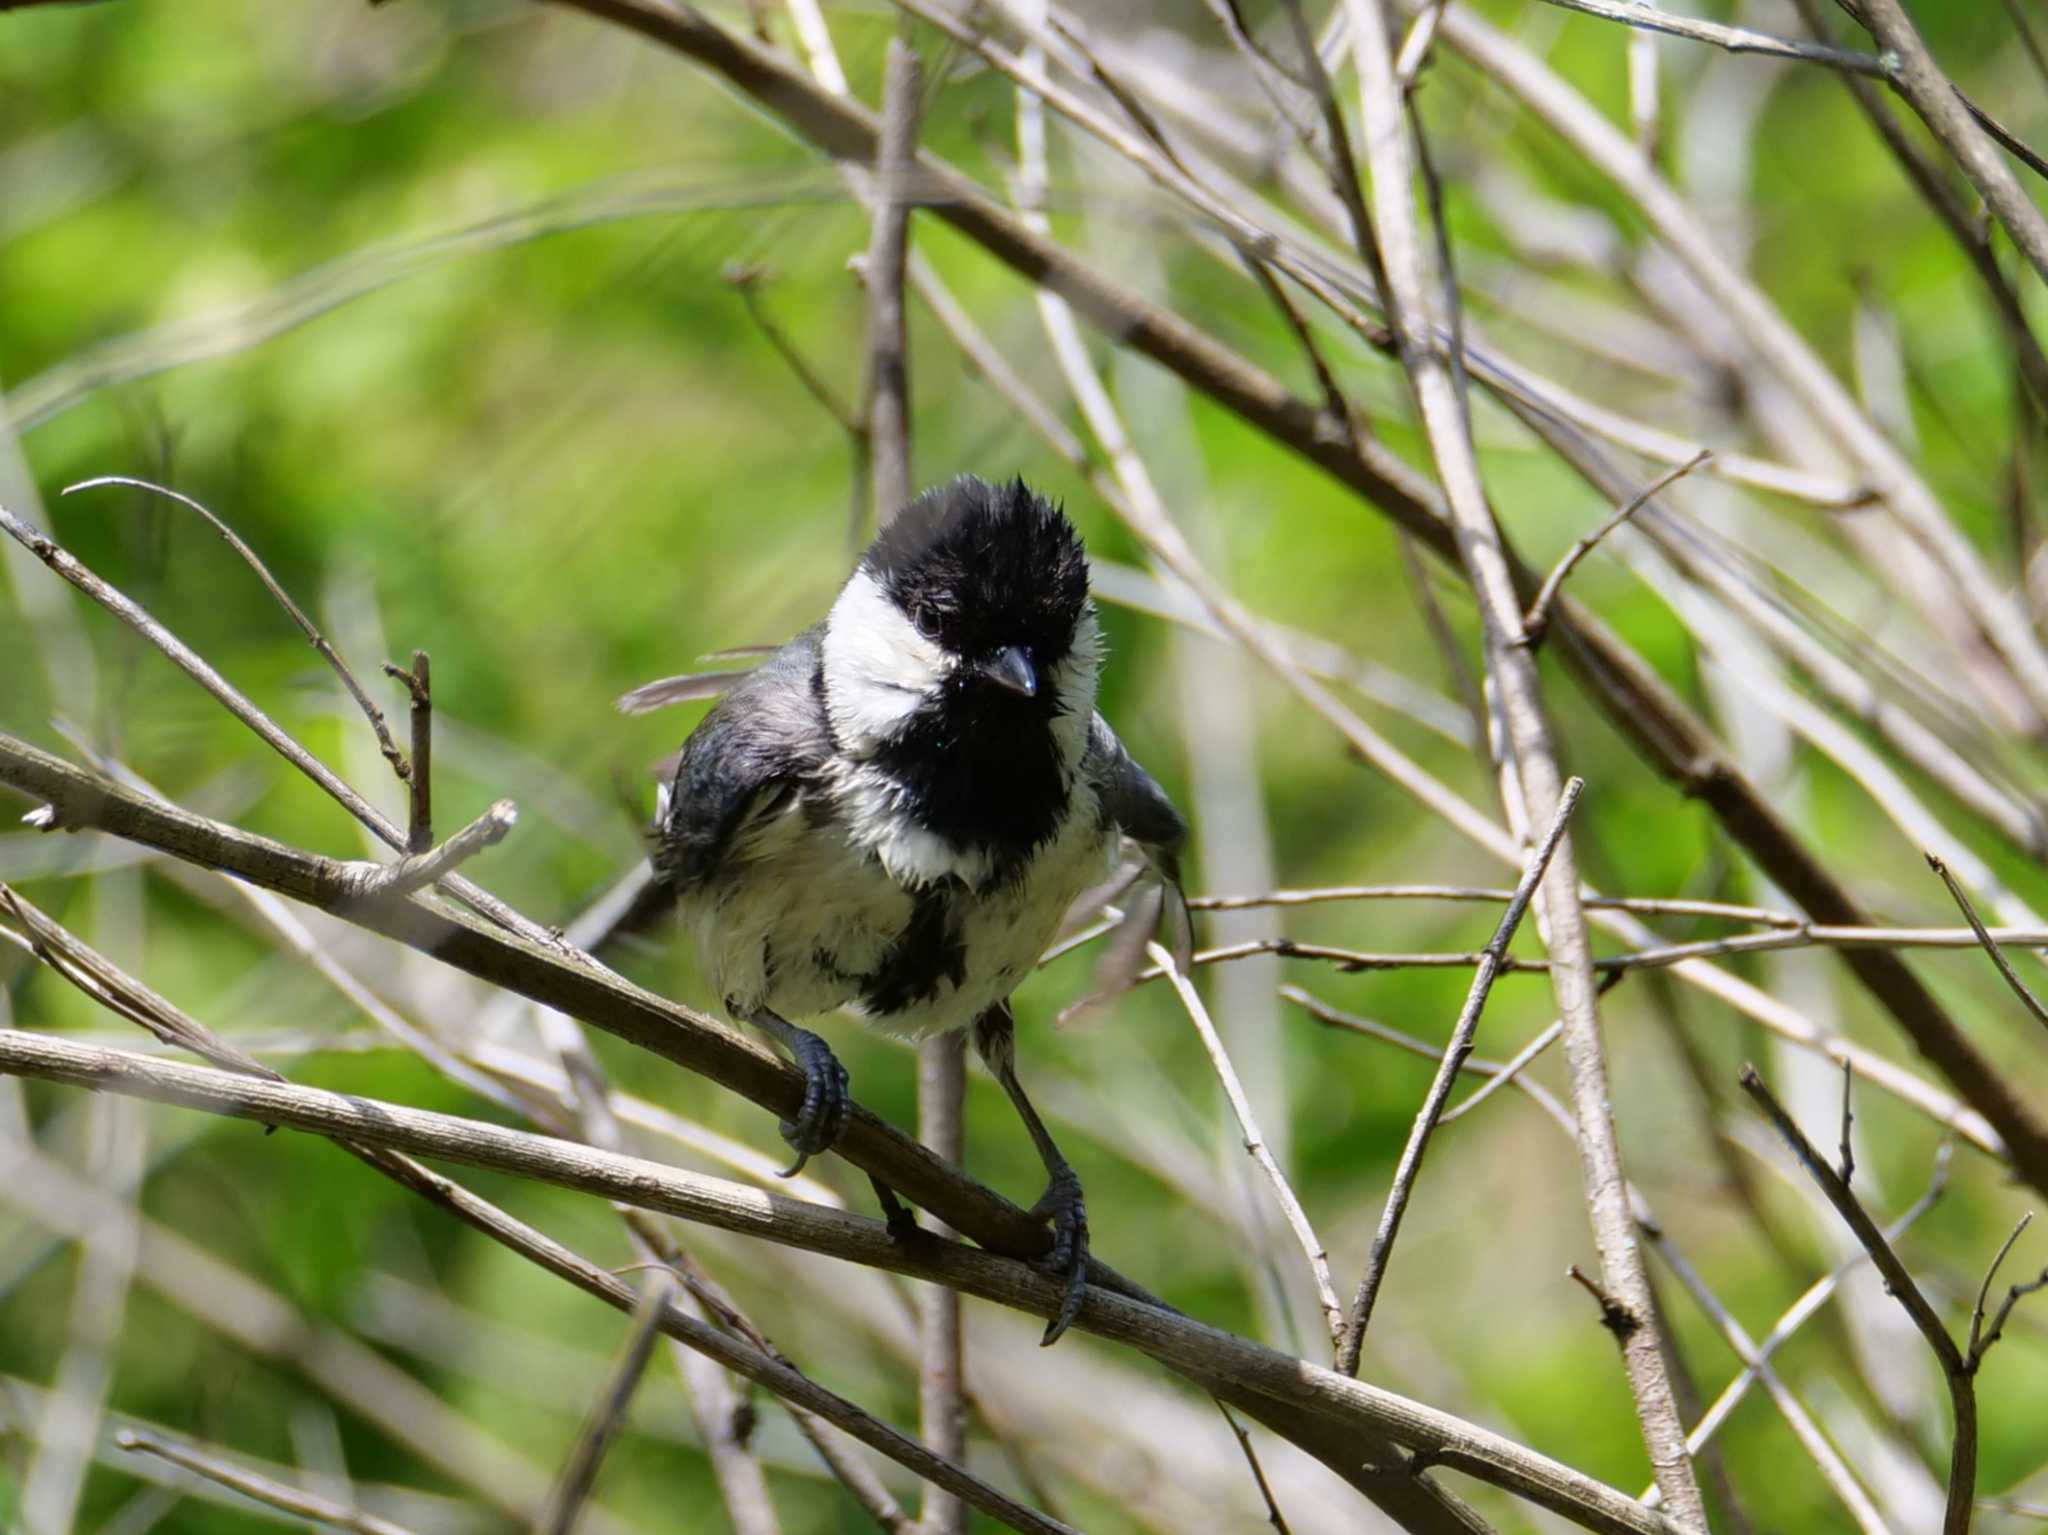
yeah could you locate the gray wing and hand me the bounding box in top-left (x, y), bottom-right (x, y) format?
top-left (654, 626), bottom-right (831, 892)
top-left (1089, 713), bottom-right (1185, 873)
top-left (1083, 714), bottom-right (1193, 989)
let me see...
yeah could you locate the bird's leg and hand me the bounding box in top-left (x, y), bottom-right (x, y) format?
top-left (972, 1005), bottom-right (1088, 1346)
top-left (748, 1009), bottom-right (850, 1177)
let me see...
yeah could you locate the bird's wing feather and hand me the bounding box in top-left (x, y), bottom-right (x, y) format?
top-left (1073, 715), bottom-right (1193, 1010)
top-left (1089, 713), bottom-right (1185, 869)
top-left (656, 626), bottom-right (831, 890)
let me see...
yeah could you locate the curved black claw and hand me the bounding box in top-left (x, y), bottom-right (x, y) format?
top-left (776, 1029), bottom-right (850, 1178)
top-left (1030, 1164), bottom-right (1089, 1346)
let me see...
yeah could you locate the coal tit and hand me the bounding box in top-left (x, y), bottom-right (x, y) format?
top-left (650, 476), bottom-right (1184, 1341)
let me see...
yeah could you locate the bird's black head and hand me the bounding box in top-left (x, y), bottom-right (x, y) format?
top-left (822, 476), bottom-right (1100, 876)
top-left (862, 475), bottom-right (1091, 687)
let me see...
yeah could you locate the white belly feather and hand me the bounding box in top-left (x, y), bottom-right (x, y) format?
top-left (688, 775), bottom-right (1113, 1039)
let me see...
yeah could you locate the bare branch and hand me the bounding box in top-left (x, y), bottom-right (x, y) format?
top-left (0, 502), bottom-right (548, 944)
top-left (1194, 884), bottom-right (1801, 926)
top-left (341, 800), bottom-right (517, 904)
top-left (1651, 1142), bottom-right (1949, 1492)
top-left (1737, 1065), bottom-right (1976, 1533)
top-left (1338, 778), bottom-right (1584, 1371)
top-left (1854, 0), bottom-right (2048, 282)
top-left (1640, 1223), bottom-right (1890, 1535)
top-left (864, 39), bottom-right (922, 523)
top-left (539, 1273), bottom-right (675, 1535)
top-left (1282, 987), bottom-right (1575, 1133)
top-left (1215, 1401), bottom-right (1295, 1535)
top-left (64, 476), bottom-right (411, 790)
top-left (1342, 0), bottom-right (1699, 1513)
top-left (0, 1027), bottom-right (1686, 1535)
top-left (1152, 941), bottom-right (1345, 1350)
top-left (382, 651), bottom-right (432, 853)
top-left (1929, 853), bottom-right (2048, 1039)
top-left (1521, 452), bottom-right (1712, 647)
top-left (1533, 0), bottom-right (1888, 74)
top-left (115, 1430), bottom-right (422, 1535)
top-left (1968, 1211), bottom-right (2042, 1366)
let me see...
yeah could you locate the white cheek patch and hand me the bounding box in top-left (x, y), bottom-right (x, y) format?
top-left (821, 569), bottom-right (950, 755)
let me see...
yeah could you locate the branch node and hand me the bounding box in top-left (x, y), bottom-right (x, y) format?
top-left (343, 800), bottom-right (517, 904)
top-left (1567, 1264), bottom-right (1641, 1340)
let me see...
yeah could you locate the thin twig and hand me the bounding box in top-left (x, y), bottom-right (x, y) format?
top-left (1520, 451), bottom-right (1712, 646)
top-left (1737, 1065), bottom-right (1975, 1534)
top-left (1928, 853), bottom-right (2048, 1038)
top-left (0, 501), bottom-right (548, 944)
top-left (1214, 1401), bottom-right (1295, 1535)
top-left (115, 1430), bottom-right (421, 1535)
top-left (1649, 1143), bottom-right (1949, 1492)
top-left (1837, 1057), bottom-right (1855, 1186)
top-left (724, 265), bottom-right (862, 436)
top-left (1338, 778), bottom-right (1583, 1372)
top-left (1151, 940), bottom-right (1345, 1351)
top-left (1854, 0), bottom-right (2048, 282)
top-left (864, 39), bottom-right (922, 523)
top-left (1532, 0), bottom-right (1888, 74)
top-left (63, 476), bottom-right (411, 790)
top-left (1281, 987), bottom-right (1575, 1133)
top-left (1787, 0), bottom-right (2048, 414)
top-left (2002, 0), bottom-right (2048, 90)
top-left (1437, 1020), bottom-right (1566, 1128)
top-left (538, 1272), bottom-right (675, 1535)
top-left (1149, 917), bottom-right (2048, 977)
top-left (1193, 883), bottom-right (1802, 926)
top-left (1639, 1224), bottom-right (1890, 1535)
top-left (1967, 1211), bottom-right (2041, 1366)
top-left (341, 800), bottom-right (517, 903)
top-left (382, 651), bottom-right (432, 853)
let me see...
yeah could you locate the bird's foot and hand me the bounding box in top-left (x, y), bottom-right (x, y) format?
top-left (776, 1028), bottom-right (850, 1178)
top-left (1030, 1163), bottom-right (1089, 1346)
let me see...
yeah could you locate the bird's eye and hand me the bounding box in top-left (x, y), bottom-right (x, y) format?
top-left (912, 606), bottom-right (944, 641)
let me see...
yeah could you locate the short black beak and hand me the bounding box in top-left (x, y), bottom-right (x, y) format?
top-left (980, 645), bottom-right (1038, 698)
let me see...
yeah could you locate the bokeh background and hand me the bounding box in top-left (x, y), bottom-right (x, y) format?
top-left (3, 1), bottom-right (2048, 1531)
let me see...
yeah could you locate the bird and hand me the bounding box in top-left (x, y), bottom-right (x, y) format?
top-left (646, 475), bottom-right (1185, 1343)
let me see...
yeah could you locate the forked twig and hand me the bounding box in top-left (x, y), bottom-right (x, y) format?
top-left (1520, 451), bottom-right (1712, 646)
top-left (341, 801), bottom-right (518, 904)
top-left (1738, 1064), bottom-right (2019, 1535)
top-left (64, 476), bottom-right (412, 790)
top-left (1338, 778), bottom-right (1583, 1372)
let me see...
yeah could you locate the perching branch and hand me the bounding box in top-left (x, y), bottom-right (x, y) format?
top-left (0, 1027), bottom-right (1684, 1535)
